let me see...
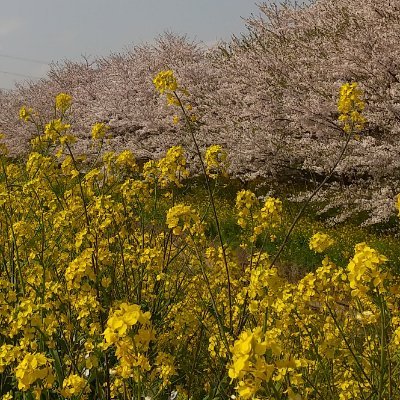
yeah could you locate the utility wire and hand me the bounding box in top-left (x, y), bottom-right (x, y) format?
top-left (0, 53), bottom-right (50, 65)
top-left (0, 54), bottom-right (48, 89)
top-left (0, 70), bottom-right (42, 79)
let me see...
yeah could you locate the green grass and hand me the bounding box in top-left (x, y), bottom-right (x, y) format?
top-left (175, 176), bottom-right (400, 278)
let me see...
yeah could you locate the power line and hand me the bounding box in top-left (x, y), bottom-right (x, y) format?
top-left (0, 70), bottom-right (42, 79)
top-left (0, 53), bottom-right (49, 65)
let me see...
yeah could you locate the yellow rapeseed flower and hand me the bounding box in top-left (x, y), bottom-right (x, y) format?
top-left (204, 144), bottom-right (228, 179)
top-left (55, 93), bottom-right (72, 113)
top-left (61, 374), bottom-right (87, 398)
top-left (166, 203), bottom-right (203, 236)
top-left (44, 119), bottom-right (71, 138)
top-left (15, 353), bottom-right (54, 391)
top-left (235, 190), bottom-right (258, 228)
top-left (309, 232), bottom-right (335, 253)
top-left (337, 82), bottom-right (367, 134)
top-left (347, 242), bottom-right (388, 296)
top-left (91, 122), bottom-right (109, 140)
top-left (19, 106), bottom-right (33, 122)
top-left (153, 70), bottom-right (178, 94)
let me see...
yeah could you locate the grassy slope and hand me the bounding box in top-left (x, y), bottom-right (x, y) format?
top-left (176, 176), bottom-right (400, 279)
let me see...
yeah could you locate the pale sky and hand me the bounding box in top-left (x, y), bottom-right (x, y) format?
top-left (0, 0), bottom-right (310, 90)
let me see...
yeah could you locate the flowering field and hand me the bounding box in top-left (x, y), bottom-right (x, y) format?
top-left (0, 63), bottom-right (399, 400)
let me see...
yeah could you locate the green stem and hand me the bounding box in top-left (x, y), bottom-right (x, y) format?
top-left (377, 292), bottom-right (387, 400)
top-left (174, 91), bottom-right (234, 334)
top-left (269, 130), bottom-right (353, 270)
top-left (325, 301), bottom-right (375, 391)
top-left (190, 232), bottom-right (232, 360)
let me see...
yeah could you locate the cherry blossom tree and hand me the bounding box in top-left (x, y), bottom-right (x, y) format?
top-left (1, 0), bottom-right (400, 225)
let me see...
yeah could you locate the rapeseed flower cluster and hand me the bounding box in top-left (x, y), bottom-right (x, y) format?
top-left (60, 374), bottom-right (87, 398)
top-left (226, 238), bottom-right (400, 399)
top-left (166, 203), bottom-right (204, 238)
top-left (153, 70), bottom-right (178, 94)
top-left (18, 106), bottom-right (33, 122)
top-left (204, 144), bottom-right (228, 178)
top-left (15, 353), bottom-right (54, 392)
top-left (103, 303), bottom-right (150, 345)
top-left (55, 93), bottom-right (72, 113)
top-left (347, 242), bottom-right (388, 297)
top-left (397, 193), bottom-right (400, 217)
top-left (236, 190), bottom-right (282, 243)
top-left (152, 70), bottom-right (197, 124)
top-left (254, 197), bottom-right (282, 234)
top-left (235, 190), bottom-right (258, 229)
top-left (91, 121), bottom-right (109, 140)
top-left (154, 352), bottom-right (177, 387)
top-left (309, 231), bottom-right (335, 253)
top-left (0, 76), bottom-right (397, 399)
top-left (337, 82), bottom-right (367, 134)
top-left (156, 145), bottom-right (189, 188)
